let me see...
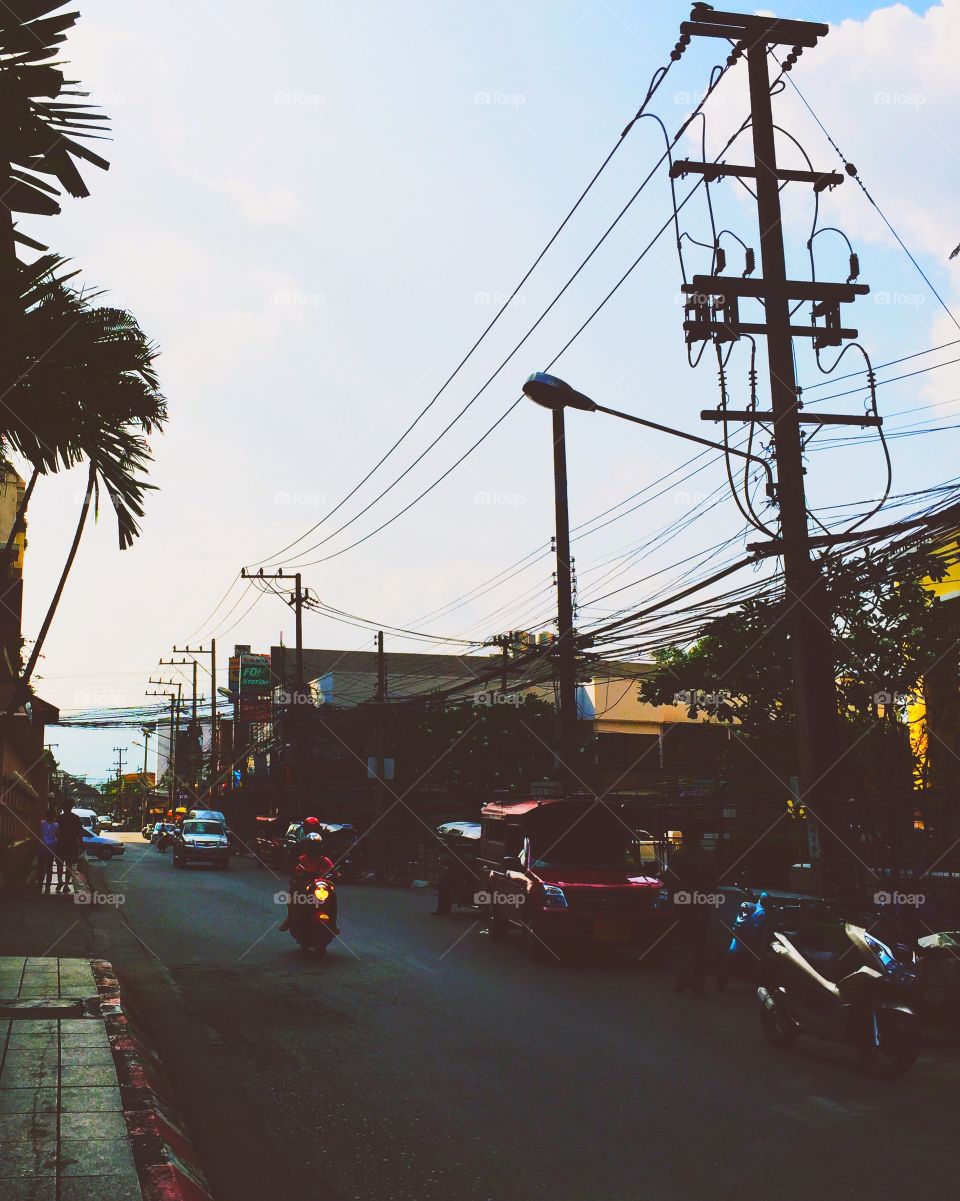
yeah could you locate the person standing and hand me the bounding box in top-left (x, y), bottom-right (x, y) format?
top-left (56, 804), bottom-right (86, 893)
top-left (668, 824), bottom-right (719, 997)
top-left (37, 807), bottom-right (59, 893)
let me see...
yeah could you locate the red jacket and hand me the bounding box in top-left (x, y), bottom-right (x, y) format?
top-left (292, 851), bottom-right (334, 880)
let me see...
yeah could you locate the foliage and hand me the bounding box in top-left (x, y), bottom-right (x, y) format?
top-left (1, 257), bottom-right (165, 545)
top-left (0, 2), bottom-right (108, 235)
top-left (639, 545), bottom-right (956, 784)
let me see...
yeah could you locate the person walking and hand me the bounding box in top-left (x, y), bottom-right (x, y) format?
top-left (37, 806), bottom-right (59, 893)
top-left (55, 803), bottom-right (86, 893)
top-left (668, 824), bottom-right (719, 997)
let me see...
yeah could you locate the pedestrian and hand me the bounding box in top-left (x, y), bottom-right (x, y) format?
top-left (56, 803), bottom-right (86, 893)
top-left (667, 823), bottom-right (719, 997)
top-left (37, 806), bottom-right (60, 893)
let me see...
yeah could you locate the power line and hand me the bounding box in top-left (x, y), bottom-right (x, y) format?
top-left (250, 57), bottom-right (683, 571)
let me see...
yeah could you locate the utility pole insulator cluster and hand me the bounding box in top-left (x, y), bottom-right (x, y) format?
top-left (678, 4), bottom-right (863, 893)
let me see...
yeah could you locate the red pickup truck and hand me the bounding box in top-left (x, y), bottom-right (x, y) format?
top-left (480, 797), bottom-right (671, 962)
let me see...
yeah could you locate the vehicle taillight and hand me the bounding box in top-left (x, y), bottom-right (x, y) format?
top-left (313, 882), bottom-right (330, 902)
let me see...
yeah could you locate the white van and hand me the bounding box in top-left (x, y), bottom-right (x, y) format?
top-left (72, 808), bottom-right (101, 835)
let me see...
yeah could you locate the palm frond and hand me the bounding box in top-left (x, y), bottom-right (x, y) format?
top-left (0, 257), bottom-right (165, 545)
top-left (0, 2), bottom-right (109, 215)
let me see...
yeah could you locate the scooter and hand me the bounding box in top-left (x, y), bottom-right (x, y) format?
top-left (758, 922), bottom-right (921, 1078)
top-left (288, 874), bottom-right (339, 956)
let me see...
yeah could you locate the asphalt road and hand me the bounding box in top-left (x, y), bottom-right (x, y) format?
top-left (9, 834), bottom-right (959, 1201)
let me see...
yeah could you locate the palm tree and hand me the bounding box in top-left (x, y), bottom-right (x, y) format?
top-left (0, 3), bottom-right (109, 386)
top-left (3, 255), bottom-right (166, 547)
top-left (0, 258), bottom-right (165, 720)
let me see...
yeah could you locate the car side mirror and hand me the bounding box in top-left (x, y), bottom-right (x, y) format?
top-left (502, 854), bottom-right (520, 871)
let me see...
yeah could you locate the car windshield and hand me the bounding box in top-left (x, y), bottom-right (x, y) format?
top-left (532, 829), bottom-right (658, 871)
top-left (183, 821), bottom-right (223, 835)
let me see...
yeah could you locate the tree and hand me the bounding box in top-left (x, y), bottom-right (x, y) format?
top-left (0, 3), bottom-right (108, 381)
top-left (0, 264), bottom-right (164, 723)
top-left (3, 257), bottom-right (165, 544)
top-left (639, 545), bottom-right (955, 797)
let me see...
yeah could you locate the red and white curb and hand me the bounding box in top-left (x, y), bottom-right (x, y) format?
top-left (92, 959), bottom-right (215, 1201)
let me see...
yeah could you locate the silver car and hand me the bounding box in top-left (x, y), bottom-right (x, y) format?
top-left (172, 820), bottom-right (231, 870)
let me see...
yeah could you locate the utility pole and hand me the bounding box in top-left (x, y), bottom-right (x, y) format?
top-left (676, 6), bottom-right (874, 892)
top-left (550, 406), bottom-right (578, 792)
top-left (373, 630), bottom-right (388, 881)
top-left (147, 685), bottom-right (179, 812)
top-left (173, 642), bottom-right (218, 798)
top-left (160, 657), bottom-right (199, 797)
top-left (140, 726), bottom-right (152, 824)
top-left (112, 746), bottom-right (125, 817)
top-left (487, 632), bottom-right (513, 694)
top-left (241, 569), bottom-right (308, 814)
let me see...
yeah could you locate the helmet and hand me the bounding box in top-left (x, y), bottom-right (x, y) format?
top-left (303, 816), bottom-right (321, 829)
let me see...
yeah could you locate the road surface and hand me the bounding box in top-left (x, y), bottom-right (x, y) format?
top-left (5, 833), bottom-right (957, 1201)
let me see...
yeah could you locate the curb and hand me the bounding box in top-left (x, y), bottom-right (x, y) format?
top-left (91, 959), bottom-right (216, 1201)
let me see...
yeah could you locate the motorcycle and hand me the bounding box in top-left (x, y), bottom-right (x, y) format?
top-left (288, 873), bottom-right (339, 956)
top-left (758, 922), bottom-right (921, 1078)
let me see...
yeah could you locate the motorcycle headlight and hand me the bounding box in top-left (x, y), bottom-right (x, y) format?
top-left (541, 884), bottom-right (568, 909)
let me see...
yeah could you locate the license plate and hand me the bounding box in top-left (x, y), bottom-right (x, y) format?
top-left (593, 919), bottom-right (632, 943)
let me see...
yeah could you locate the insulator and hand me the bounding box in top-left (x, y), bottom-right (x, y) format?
top-left (714, 247), bottom-right (726, 273)
top-left (847, 253), bottom-right (860, 283)
top-left (743, 247), bottom-right (756, 277)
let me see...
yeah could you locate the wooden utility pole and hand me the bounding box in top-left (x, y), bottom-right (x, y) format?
top-left (174, 642), bottom-right (218, 797)
top-left (112, 746), bottom-right (125, 818)
top-left (373, 630), bottom-right (388, 881)
top-left (147, 685), bottom-right (179, 811)
top-left (241, 569), bottom-right (308, 813)
top-left (677, 6), bottom-right (876, 891)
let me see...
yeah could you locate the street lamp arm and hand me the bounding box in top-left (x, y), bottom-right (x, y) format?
top-left (592, 402), bottom-right (776, 500)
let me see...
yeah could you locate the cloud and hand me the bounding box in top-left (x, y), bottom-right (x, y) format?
top-left (208, 178), bottom-right (308, 226)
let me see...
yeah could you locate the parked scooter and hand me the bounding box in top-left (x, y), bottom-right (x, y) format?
top-left (288, 874), bottom-right (339, 956)
top-left (758, 922), bottom-right (921, 1078)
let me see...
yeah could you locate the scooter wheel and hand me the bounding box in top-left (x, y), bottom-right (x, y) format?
top-left (860, 1010), bottom-right (920, 1079)
top-left (760, 999), bottom-right (799, 1048)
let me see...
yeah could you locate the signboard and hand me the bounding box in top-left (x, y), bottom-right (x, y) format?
top-left (239, 697), bottom-right (271, 722)
top-left (230, 651), bottom-right (273, 724)
top-left (240, 654), bottom-right (271, 692)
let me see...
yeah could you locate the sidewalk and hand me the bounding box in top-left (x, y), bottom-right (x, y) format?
top-left (0, 956), bottom-right (141, 1201)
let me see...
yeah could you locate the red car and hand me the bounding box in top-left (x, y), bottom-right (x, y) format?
top-left (481, 797), bottom-right (671, 962)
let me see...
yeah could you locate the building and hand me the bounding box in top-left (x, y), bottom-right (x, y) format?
top-left (269, 643), bottom-right (719, 790)
top-left (0, 469), bottom-right (58, 891)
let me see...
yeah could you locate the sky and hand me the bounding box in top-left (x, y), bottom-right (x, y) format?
top-left (20, 0), bottom-right (960, 784)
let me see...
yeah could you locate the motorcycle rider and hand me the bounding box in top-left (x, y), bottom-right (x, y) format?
top-left (279, 831), bottom-right (338, 933)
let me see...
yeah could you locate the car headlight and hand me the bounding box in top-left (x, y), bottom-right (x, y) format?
top-left (541, 884), bottom-right (568, 909)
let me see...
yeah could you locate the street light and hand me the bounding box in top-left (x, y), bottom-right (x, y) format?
top-left (523, 371), bottom-right (776, 789)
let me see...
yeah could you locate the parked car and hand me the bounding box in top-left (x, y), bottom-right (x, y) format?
top-left (481, 797), bottom-right (670, 962)
top-left (82, 829), bottom-right (125, 861)
top-left (97, 815), bottom-right (114, 831)
top-left (253, 814), bottom-right (292, 869)
top-left (172, 819), bottom-right (230, 870)
top-left (435, 821), bottom-right (483, 914)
